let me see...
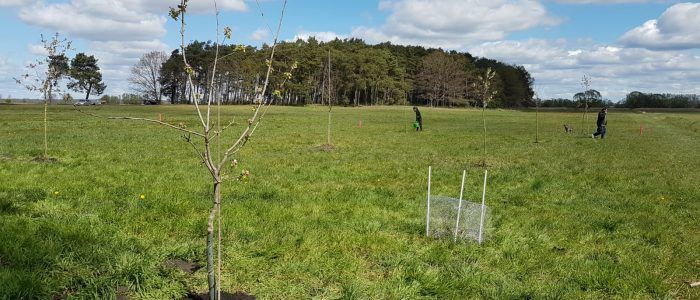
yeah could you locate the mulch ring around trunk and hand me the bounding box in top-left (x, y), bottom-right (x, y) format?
top-left (163, 259), bottom-right (255, 299)
top-left (184, 291), bottom-right (255, 300)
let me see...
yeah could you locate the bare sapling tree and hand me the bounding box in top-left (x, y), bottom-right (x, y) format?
top-left (75, 1), bottom-right (291, 299)
top-left (129, 51), bottom-right (168, 104)
top-left (580, 75), bottom-right (591, 134)
top-left (15, 33), bottom-right (72, 159)
top-left (477, 67), bottom-right (497, 167)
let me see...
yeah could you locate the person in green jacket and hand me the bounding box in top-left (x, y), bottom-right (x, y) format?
top-left (413, 106), bottom-right (423, 131)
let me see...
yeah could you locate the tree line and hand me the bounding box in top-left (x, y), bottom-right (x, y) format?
top-left (539, 91), bottom-right (699, 109)
top-left (134, 37), bottom-right (535, 108)
top-left (539, 89), bottom-right (614, 108)
top-left (618, 91), bottom-right (700, 108)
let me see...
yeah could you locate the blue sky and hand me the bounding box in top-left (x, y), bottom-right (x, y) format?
top-left (510, 3), bottom-right (672, 43)
top-left (1, 0), bottom-right (699, 100)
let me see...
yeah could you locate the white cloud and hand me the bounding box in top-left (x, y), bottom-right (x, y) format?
top-left (0, 57), bottom-right (13, 80)
top-left (87, 40), bottom-right (169, 96)
top-left (554, 0), bottom-right (654, 3)
top-left (620, 3), bottom-right (700, 50)
top-left (6, 0), bottom-right (698, 100)
top-left (0, 55), bottom-right (29, 98)
top-left (351, 0), bottom-right (557, 49)
top-left (8, 0), bottom-right (246, 14)
top-left (0, 0), bottom-right (35, 7)
top-left (27, 43), bottom-right (48, 56)
top-left (119, 0), bottom-right (247, 14)
top-left (188, 0), bottom-right (248, 13)
top-left (293, 31), bottom-right (347, 42)
top-left (19, 1), bottom-right (167, 42)
top-left (1, 0), bottom-right (248, 98)
top-left (11, 0), bottom-right (206, 97)
top-left (471, 39), bottom-right (700, 99)
top-left (90, 40), bottom-right (169, 67)
top-left (250, 28), bottom-right (270, 41)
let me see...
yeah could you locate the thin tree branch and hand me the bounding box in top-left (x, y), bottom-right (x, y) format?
top-left (249, 69), bottom-right (295, 138)
top-left (254, 0), bottom-right (274, 36)
top-left (179, 0), bottom-right (208, 131)
top-left (206, 0), bottom-right (222, 132)
top-left (184, 135), bottom-right (208, 166)
top-left (218, 0), bottom-right (288, 170)
top-left (202, 138), bottom-right (218, 179)
top-left (213, 118), bottom-right (237, 137)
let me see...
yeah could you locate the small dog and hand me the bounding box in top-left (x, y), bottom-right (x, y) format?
top-left (564, 124), bottom-right (573, 133)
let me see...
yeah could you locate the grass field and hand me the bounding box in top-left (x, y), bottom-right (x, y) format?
top-left (0, 104), bottom-right (698, 299)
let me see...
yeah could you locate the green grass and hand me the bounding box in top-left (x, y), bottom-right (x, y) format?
top-left (0, 104), bottom-right (698, 299)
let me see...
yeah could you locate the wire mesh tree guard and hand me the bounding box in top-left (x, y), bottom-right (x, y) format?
top-left (425, 167), bottom-right (490, 244)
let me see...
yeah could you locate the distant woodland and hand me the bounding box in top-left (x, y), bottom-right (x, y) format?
top-left (156, 38), bottom-right (535, 108)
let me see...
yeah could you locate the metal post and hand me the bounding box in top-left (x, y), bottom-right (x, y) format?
top-left (454, 170), bottom-right (466, 242)
top-left (426, 166), bottom-right (432, 237)
top-left (478, 169), bottom-right (488, 244)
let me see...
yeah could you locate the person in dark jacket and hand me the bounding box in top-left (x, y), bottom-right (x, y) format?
top-left (413, 106), bottom-right (423, 131)
top-left (592, 107), bottom-right (608, 139)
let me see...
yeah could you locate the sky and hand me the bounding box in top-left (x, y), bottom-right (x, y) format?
top-left (0, 0), bottom-right (699, 101)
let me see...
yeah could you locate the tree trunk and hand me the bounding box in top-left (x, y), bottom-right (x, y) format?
top-left (86, 83), bottom-right (93, 100)
top-left (171, 81), bottom-right (177, 104)
top-left (384, 87), bottom-right (388, 105)
top-left (207, 180), bottom-right (221, 300)
top-left (44, 84), bottom-right (50, 158)
top-left (48, 85), bottom-right (53, 105)
top-left (327, 109), bottom-right (332, 145)
top-left (354, 88), bottom-right (358, 107)
top-left (157, 86), bottom-right (162, 103)
top-left (44, 99), bottom-right (48, 158)
top-left (320, 73), bottom-right (325, 106)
